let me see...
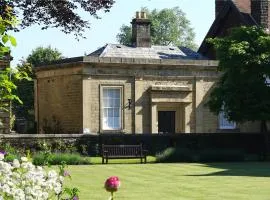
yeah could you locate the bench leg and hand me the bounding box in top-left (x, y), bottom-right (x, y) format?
top-left (140, 157), bottom-right (143, 164)
top-left (102, 157), bottom-right (104, 164)
top-left (144, 156), bottom-right (147, 164)
top-left (106, 157), bottom-right (108, 164)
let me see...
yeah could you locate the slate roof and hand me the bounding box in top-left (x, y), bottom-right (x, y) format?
top-left (88, 44), bottom-right (205, 60)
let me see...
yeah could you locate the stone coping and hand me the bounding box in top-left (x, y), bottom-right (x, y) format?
top-left (35, 56), bottom-right (219, 71)
top-left (83, 56), bottom-right (218, 67)
top-left (0, 133), bottom-right (94, 139)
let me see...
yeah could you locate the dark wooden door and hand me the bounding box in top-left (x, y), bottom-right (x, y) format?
top-left (158, 111), bottom-right (175, 133)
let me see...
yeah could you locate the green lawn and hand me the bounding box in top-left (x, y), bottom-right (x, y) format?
top-left (64, 161), bottom-right (270, 200)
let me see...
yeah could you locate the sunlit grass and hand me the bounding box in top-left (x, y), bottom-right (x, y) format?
top-left (64, 162), bottom-right (270, 200)
top-left (89, 156), bottom-right (156, 164)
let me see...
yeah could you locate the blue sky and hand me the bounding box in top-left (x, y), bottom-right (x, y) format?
top-left (11, 0), bottom-right (214, 65)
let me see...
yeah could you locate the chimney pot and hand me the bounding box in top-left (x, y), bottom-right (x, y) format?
top-left (136, 11), bottom-right (140, 19)
top-left (141, 11), bottom-right (147, 19)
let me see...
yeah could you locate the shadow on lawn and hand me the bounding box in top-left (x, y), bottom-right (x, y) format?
top-left (188, 162), bottom-right (270, 177)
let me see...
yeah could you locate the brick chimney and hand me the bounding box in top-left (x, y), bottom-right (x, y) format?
top-left (131, 11), bottom-right (151, 47)
top-left (251, 0), bottom-right (270, 30)
top-left (215, 0), bottom-right (251, 17)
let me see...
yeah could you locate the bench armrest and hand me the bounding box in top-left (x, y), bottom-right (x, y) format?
top-left (102, 150), bottom-right (108, 156)
top-left (143, 150), bottom-right (148, 155)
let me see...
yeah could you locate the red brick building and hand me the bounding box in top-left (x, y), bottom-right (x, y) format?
top-left (198, 0), bottom-right (270, 59)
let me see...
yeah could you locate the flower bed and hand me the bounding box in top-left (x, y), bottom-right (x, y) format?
top-left (0, 153), bottom-right (79, 200)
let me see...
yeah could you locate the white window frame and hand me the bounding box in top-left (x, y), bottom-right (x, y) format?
top-left (218, 111), bottom-right (236, 129)
top-left (100, 85), bottom-right (123, 131)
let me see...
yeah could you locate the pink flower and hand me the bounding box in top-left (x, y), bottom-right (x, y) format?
top-left (63, 170), bottom-right (70, 177)
top-left (0, 150), bottom-right (6, 155)
top-left (73, 196), bottom-right (79, 200)
top-left (104, 176), bottom-right (121, 192)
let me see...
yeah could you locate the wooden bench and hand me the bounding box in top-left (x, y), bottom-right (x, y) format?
top-left (101, 144), bottom-right (147, 164)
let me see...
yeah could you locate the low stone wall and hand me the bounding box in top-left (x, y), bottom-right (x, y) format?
top-left (0, 133), bottom-right (266, 159)
top-left (0, 134), bottom-right (97, 155)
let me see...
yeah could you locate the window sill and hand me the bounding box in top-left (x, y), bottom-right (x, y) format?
top-left (100, 130), bottom-right (125, 134)
top-left (216, 128), bottom-right (240, 133)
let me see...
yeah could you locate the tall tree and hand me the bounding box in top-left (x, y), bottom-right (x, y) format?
top-left (206, 26), bottom-right (270, 132)
top-left (0, 9), bottom-right (30, 131)
top-left (0, 0), bottom-right (115, 38)
top-left (116, 7), bottom-right (197, 50)
top-left (0, 6), bottom-right (26, 111)
top-left (26, 46), bottom-right (63, 67)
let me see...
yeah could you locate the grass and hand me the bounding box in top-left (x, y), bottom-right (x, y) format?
top-left (89, 156), bottom-right (156, 164)
top-left (63, 161), bottom-right (270, 200)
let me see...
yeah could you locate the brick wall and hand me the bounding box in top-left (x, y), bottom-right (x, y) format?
top-left (251, 0), bottom-right (270, 29)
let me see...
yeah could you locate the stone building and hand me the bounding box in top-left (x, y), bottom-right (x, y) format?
top-left (35, 11), bottom-right (259, 134)
top-left (199, 0), bottom-right (270, 59)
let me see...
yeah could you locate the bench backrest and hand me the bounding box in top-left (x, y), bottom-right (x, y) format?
top-left (102, 144), bottom-right (143, 156)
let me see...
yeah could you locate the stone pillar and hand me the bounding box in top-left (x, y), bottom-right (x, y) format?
top-left (151, 103), bottom-right (158, 133)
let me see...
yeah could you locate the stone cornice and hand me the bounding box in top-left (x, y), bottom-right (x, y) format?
top-left (35, 56), bottom-right (218, 72)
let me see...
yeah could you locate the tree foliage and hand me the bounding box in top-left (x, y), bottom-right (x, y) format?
top-left (0, 5), bottom-right (17, 58)
top-left (26, 46), bottom-right (63, 68)
top-left (116, 7), bottom-right (197, 50)
top-left (0, 7), bottom-right (30, 132)
top-left (0, 6), bottom-right (28, 112)
top-left (207, 26), bottom-right (270, 129)
top-left (0, 0), bottom-right (115, 38)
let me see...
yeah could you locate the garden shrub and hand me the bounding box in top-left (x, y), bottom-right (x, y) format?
top-left (156, 147), bottom-right (246, 163)
top-left (33, 153), bottom-right (91, 165)
top-left (199, 149), bottom-right (245, 162)
top-left (156, 148), bottom-right (194, 163)
top-left (0, 143), bottom-right (21, 162)
top-left (4, 153), bottom-right (19, 162)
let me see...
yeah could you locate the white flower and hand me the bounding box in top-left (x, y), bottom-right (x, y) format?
top-left (2, 184), bottom-right (11, 194)
top-left (59, 175), bottom-right (64, 183)
top-left (48, 170), bottom-right (57, 179)
top-left (54, 182), bottom-right (62, 194)
top-left (0, 156), bottom-right (66, 200)
top-left (0, 154), bottom-right (4, 161)
top-left (42, 192), bottom-right (49, 199)
top-left (21, 157), bottom-right (28, 162)
top-left (13, 159), bottom-right (20, 168)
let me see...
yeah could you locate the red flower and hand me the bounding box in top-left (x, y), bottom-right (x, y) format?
top-left (104, 176), bottom-right (121, 192)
